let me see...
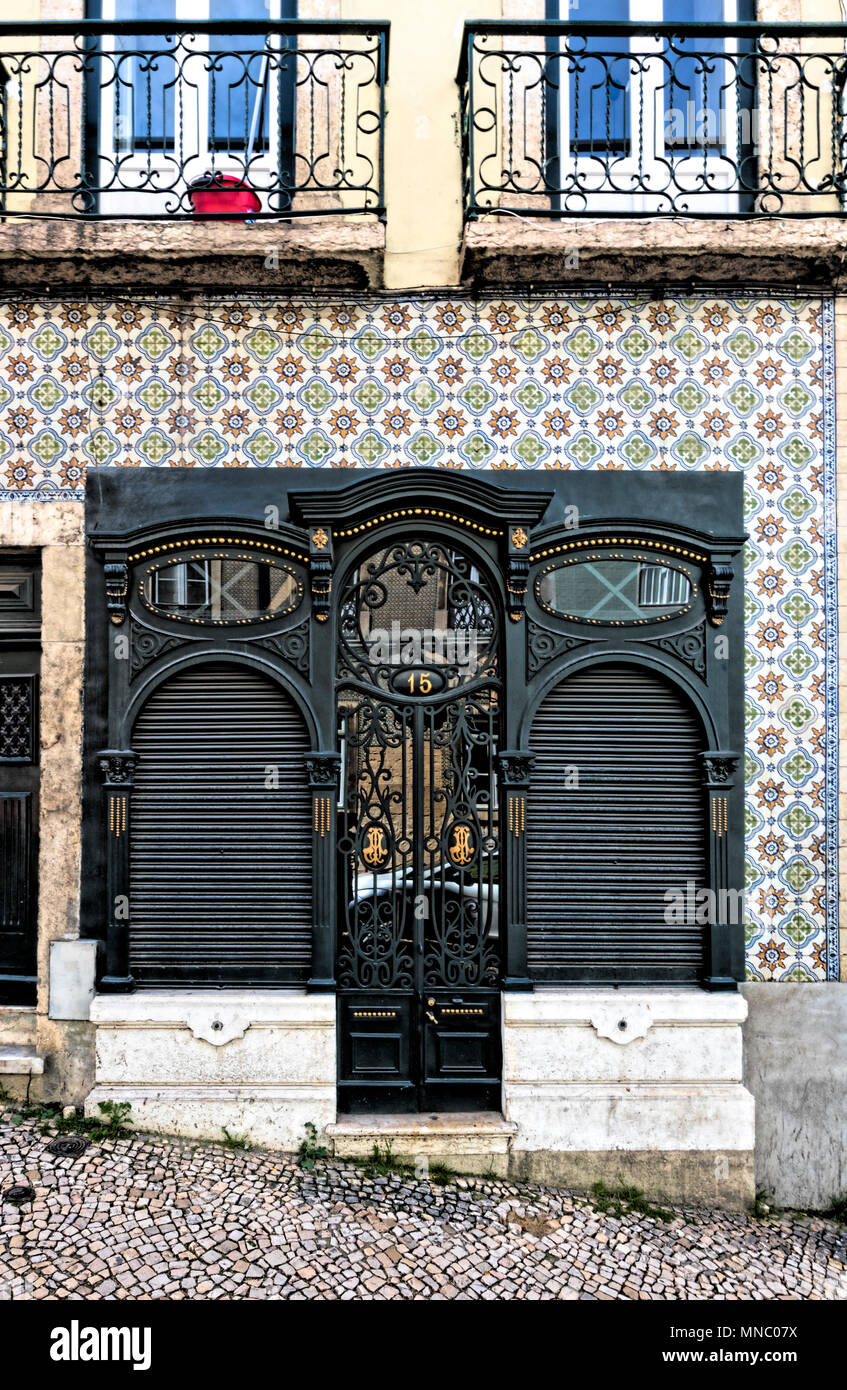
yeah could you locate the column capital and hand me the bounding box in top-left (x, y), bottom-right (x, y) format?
top-left (700, 750), bottom-right (740, 788)
top-left (98, 749), bottom-right (137, 786)
top-left (305, 752), bottom-right (342, 789)
top-left (497, 750), bottom-right (535, 787)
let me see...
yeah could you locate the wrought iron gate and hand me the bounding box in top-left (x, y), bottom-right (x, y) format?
top-left (336, 538), bottom-right (502, 1113)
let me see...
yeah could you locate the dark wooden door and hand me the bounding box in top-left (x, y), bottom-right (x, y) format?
top-left (0, 651), bottom-right (39, 1005)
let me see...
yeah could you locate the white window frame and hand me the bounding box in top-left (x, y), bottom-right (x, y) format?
top-left (556, 0), bottom-right (742, 214)
top-left (97, 0), bottom-right (287, 216)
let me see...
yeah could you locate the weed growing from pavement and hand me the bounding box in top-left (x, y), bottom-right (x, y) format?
top-left (588, 1181), bottom-right (675, 1224)
top-left (427, 1161), bottom-right (456, 1187)
top-left (752, 1188), bottom-right (781, 1220)
top-left (221, 1127), bottom-right (251, 1151)
top-left (829, 1193), bottom-right (847, 1225)
top-left (361, 1140), bottom-right (411, 1180)
top-left (0, 1088), bottom-right (133, 1142)
top-left (297, 1121), bottom-right (328, 1171)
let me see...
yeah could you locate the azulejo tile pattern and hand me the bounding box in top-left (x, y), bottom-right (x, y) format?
top-left (0, 293), bottom-right (836, 980)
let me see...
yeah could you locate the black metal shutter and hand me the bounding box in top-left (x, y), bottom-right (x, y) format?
top-left (526, 662), bottom-right (706, 983)
top-left (130, 662), bottom-right (311, 986)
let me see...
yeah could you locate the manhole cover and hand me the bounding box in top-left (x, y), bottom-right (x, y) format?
top-left (45, 1136), bottom-right (89, 1158)
top-left (3, 1184), bottom-right (35, 1204)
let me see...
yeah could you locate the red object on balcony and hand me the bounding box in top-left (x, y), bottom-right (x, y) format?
top-left (188, 173), bottom-right (262, 220)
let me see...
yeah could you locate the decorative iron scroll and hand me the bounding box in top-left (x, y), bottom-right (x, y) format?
top-left (526, 618), bottom-right (592, 678)
top-left (0, 22), bottom-right (388, 219)
top-left (422, 694), bottom-right (500, 990)
top-left (337, 695), bottom-right (415, 991)
top-left (0, 677), bottom-right (33, 762)
top-left (129, 624), bottom-right (188, 680)
top-left (338, 538), bottom-right (498, 692)
top-left (459, 23), bottom-right (847, 218)
top-left (254, 617), bottom-right (311, 677)
top-left (336, 532), bottom-right (502, 994)
top-left (651, 620), bottom-right (707, 678)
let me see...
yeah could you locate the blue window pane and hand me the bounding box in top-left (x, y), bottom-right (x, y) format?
top-left (663, 0), bottom-right (727, 150)
top-left (207, 1), bottom-right (270, 153)
top-left (567, 0), bottom-right (630, 155)
top-left (113, 3), bottom-right (177, 151)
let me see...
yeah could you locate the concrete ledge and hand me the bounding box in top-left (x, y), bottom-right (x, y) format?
top-left (0, 1045), bottom-right (45, 1075)
top-left (89, 989), bottom-right (335, 1026)
top-left (507, 1083), bottom-right (755, 1154)
top-left (0, 219), bottom-right (386, 292)
top-left (328, 1112), bottom-right (517, 1177)
top-left (461, 216), bottom-right (847, 289)
top-left (85, 1084), bottom-right (335, 1150)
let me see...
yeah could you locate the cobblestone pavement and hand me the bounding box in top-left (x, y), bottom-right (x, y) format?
top-left (1, 1116), bottom-right (846, 1300)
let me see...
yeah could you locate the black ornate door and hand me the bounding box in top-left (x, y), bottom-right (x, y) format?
top-left (335, 538), bottom-right (502, 1113)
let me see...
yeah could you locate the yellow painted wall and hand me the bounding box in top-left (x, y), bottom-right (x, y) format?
top-left (343, 0), bottom-right (503, 289)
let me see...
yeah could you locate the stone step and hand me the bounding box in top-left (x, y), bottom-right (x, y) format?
top-left (327, 1112), bottom-right (517, 1177)
top-left (0, 1044), bottom-right (45, 1076)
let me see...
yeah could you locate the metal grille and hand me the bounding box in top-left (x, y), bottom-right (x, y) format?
top-left (1, 793), bottom-right (32, 933)
top-left (130, 662), bottom-right (311, 985)
top-left (0, 678), bottom-right (33, 762)
top-left (526, 662), bottom-right (707, 983)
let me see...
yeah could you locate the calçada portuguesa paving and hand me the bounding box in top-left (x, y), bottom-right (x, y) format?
top-left (1, 1114), bottom-right (845, 1301)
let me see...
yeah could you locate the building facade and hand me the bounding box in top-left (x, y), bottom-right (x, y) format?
top-left (0, 0), bottom-right (845, 1209)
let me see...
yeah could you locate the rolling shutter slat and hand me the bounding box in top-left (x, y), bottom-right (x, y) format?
top-left (527, 663), bottom-right (706, 983)
top-left (130, 664), bottom-right (311, 985)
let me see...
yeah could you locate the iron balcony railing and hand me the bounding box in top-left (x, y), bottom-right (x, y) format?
top-left (458, 21), bottom-right (847, 218)
top-left (0, 20), bottom-right (388, 219)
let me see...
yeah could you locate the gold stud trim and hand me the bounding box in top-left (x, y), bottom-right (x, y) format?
top-left (334, 509), bottom-right (503, 539)
top-left (530, 536), bottom-right (708, 564)
top-left (109, 794), bottom-right (127, 838)
top-left (128, 536), bottom-right (308, 564)
top-left (314, 794), bottom-right (331, 837)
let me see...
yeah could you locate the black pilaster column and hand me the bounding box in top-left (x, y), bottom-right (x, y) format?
top-left (700, 750), bottom-right (742, 991)
top-left (306, 752), bottom-right (342, 992)
top-left (497, 751), bottom-right (535, 991)
top-left (98, 749), bottom-right (137, 993)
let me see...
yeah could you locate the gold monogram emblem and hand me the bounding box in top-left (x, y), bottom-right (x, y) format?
top-left (448, 825), bottom-right (474, 866)
top-left (511, 527), bottom-right (528, 550)
top-left (312, 527), bottom-right (328, 550)
top-left (362, 826), bottom-right (389, 867)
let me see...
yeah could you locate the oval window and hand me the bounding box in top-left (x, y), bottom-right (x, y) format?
top-left (140, 552), bottom-right (302, 625)
top-left (536, 553), bottom-right (695, 626)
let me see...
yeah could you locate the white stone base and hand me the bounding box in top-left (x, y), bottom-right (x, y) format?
top-left (82, 985), bottom-right (756, 1206)
top-left (503, 988), bottom-right (755, 1205)
top-left (85, 991), bottom-right (335, 1151)
top-left (85, 1084), bottom-right (335, 1149)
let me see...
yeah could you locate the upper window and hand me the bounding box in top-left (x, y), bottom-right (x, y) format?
top-left (549, 0), bottom-right (756, 214)
top-left (140, 552), bottom-right (302, 625)
top-left (536, 552), bottom-right (696, 626)
top-left (91, 1), bottom-right (296, 215)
